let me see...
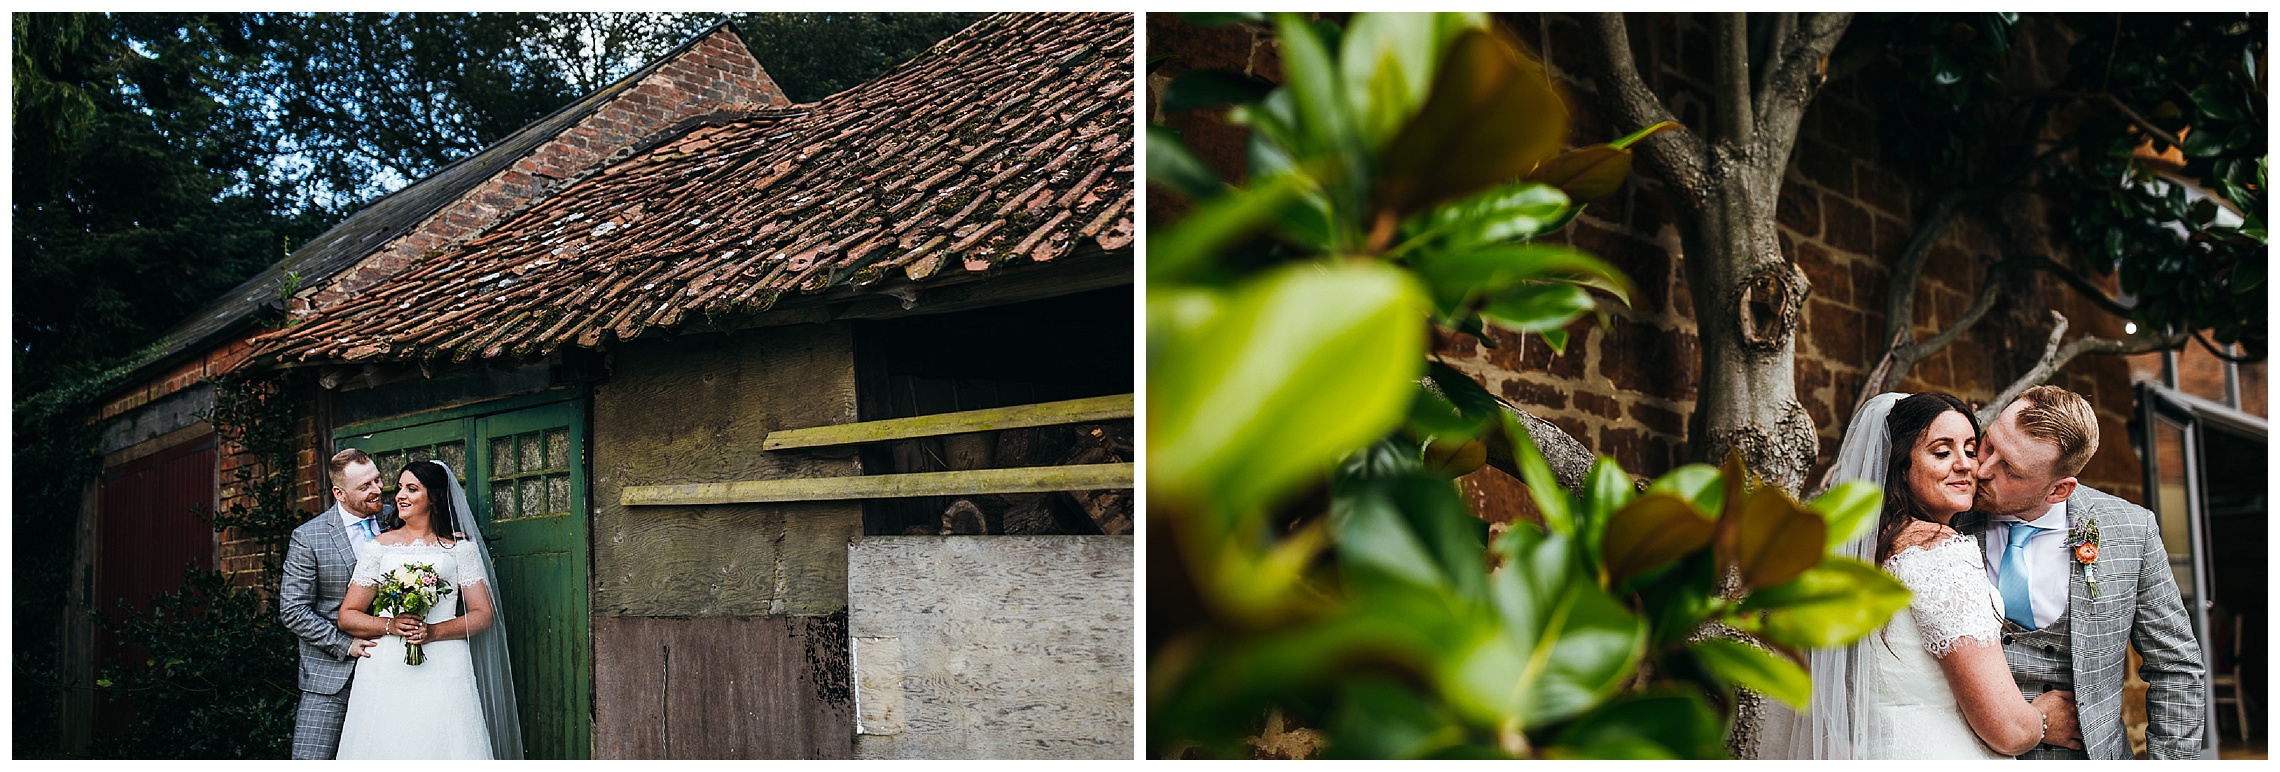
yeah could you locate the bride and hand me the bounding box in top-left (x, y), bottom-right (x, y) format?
top-left (1766, 392), bottom-right (2082, 758)
top-left (334, 460), bottom-right (524, 759)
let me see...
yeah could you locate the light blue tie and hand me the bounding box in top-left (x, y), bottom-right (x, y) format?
top-left (1998, 523), bottom-right (2040, 629)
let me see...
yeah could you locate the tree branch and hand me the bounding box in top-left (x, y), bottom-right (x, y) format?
top-left (1578, 13), bottom-right (1710, 202)
top-left (2104, 92), bottom-right (2188, 153)
top-left (1976, 311), bottom-right (2188, 426)
top-left (1749, 12), bottom-right (1851, 190)
top-left (1753, 12), bottom-right (1797, 109)
top-left (1881, 189), bottom-right (1968, 347)
top-left (2192, 328), bottom-right (2261, 364)
top-left (2019, 254), bottom-right (2136, 318)
top-left (1715, 13), bottom-right (1754, 147)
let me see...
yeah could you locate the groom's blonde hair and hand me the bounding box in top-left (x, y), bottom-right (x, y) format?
top-left (2012, 385), bottom-right (2098, 479)
top-left (329, 447), bottom-right (374, 488)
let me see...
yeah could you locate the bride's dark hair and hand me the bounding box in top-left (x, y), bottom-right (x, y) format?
top-left (1874, 392), bottom-right (1978, 565)
top-left (387, 461), bottom-right (462, 542)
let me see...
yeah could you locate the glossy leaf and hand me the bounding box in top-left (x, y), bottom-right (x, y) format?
top-left (1550, 689), bottom-right (1728, 760)
top-left (1474, 525), bottom-right (1646, 728)
top-left (1743, 557), bottom-right (1913, 649)
top-left (1376, 26), bottom-right (1568, 215)
top-left (1719, 483), bottom-right (1825, 590)
top-left (1808, 480), bottom-right (1883, 552)
top-left (1601, 493), bottom-right (1716, 585)
top-left (1149, 262), bottom-right (1427, 520)
top-left (1482, 283), bottom-right (1597, 333)
top-left (1607, 120), bottom-right (1685, 150)
top-left (1274, 13), bottom-right (1361, 163)
top-left (1413, 244), bottom-right (1636, 322)
top-left (1332, 472), bottom-right (1487, 600)
top-left (1526, 145), bottom-right (1631, 204)
top-left (1407, 179), bottom-right (1570, 252)
top-left (1689, 638), bottom-right (1811, 709)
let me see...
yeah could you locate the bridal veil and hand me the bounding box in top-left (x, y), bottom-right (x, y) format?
top-left (431, 460), bottom-right (525, 759)
top-left (1760, 391), bottom-right (1902, 759)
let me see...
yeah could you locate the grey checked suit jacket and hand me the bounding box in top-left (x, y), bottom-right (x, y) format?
top-left (279, 503), bottom-right (391, 695)
top-left (1958, 485), bottom-right (2206, 759)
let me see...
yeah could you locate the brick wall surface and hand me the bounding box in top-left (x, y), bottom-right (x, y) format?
top-left (1149, 13), bottom-right (2241, 521)
top-left (213, 406), bottom-right (329, 591)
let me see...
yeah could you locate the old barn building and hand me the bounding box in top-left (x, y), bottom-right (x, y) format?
top-left (71, 12), bottom-right (1133, 759)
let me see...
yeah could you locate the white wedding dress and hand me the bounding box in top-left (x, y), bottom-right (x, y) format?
top-left (335, 540), bottom-right (496, 759)
top-left (1867, 533), bottom-right (2009, 759)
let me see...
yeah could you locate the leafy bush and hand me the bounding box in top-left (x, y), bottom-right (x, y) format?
top-left (92, 568), bottom-right (300, 759)
top-left (1147, 13), bottom-right (1910, 758)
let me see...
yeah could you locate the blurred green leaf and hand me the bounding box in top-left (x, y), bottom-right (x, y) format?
top-left (1645, 463), bottom-right (1725, 517)
top-left (1406, 376), bottom-right (1493, 440)
top-left (1500, 413), bottom-right (1574, 537)
top-left (1549, 689), bottom-right (1728, 759)
top-left (1339, 13), bottom-right (1444, 148)
top-left (1275, 12), bottom-right (1363, 164)
top-left (1150, 262), bottom-right (1427, 521)
top-left (1602, 493), bottom-right (1716, 585)
top-left (2190, 83), bottom-right (2243, 122)
top-left (1324, 679), bottom-right (1471, 759)
top-left (1808, 480), bottom-right (1883, 552)
top-left (1146, 171), bottom-right (1307, 283)
top-left (1482, 283), bottom-right (1598, 333)
top-left (1333, 472), bottom-right (1487, 600)
top-left (1689, 638), bottom-right (1811, 709)
top-left (1743, 557), bottom-right (1914, 649)
top-left (1147, 126), bottom-right (1225, 202)
top-left (1162, 69), bottom-right (1276, 113)
top-left (1579, 456), bottom-right (1634, 576)
top-left (1377, 27), bottom-right (1569, 215)
top-left (1719, 485), bottom-right (1826, 590)
top-left (1184, 12), bottom-right (1265, 27)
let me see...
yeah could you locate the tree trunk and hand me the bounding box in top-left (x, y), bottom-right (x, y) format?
top-left (1680, 179), bottom-right (1818, 491)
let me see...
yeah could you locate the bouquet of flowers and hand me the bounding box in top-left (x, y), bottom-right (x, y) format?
top-left (374, 562), bottom-right (455, 665)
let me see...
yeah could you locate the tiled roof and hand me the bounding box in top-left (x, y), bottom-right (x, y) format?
top-left (257, 12), bottom-right (1134, 366)
top-left (120, 24), bottom-right (763, 386)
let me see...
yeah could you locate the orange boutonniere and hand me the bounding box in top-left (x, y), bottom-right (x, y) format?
top-left (2068, 517), bottom-right (2102, 598)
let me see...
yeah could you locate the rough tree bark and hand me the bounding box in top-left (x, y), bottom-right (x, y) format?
top-left (1579, 12), bottom-right (1851, 495)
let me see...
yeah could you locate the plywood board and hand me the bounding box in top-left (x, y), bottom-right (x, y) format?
top-left (591, 615), bottom-right (853, 759)
top-left (848, 536), bottom-right (1132, 759)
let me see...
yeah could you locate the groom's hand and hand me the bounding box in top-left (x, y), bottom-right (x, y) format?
top-left (2032, 690), bottom-right (2084, 750)
top-left (348, 637), bottom-right (379, 658)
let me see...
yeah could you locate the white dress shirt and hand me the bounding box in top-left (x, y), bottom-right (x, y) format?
top-left (1982, 499), bottom-right (2071, 630)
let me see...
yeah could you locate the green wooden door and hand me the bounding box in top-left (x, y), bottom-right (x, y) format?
top-left (337, 394), bottom-right (593, 759)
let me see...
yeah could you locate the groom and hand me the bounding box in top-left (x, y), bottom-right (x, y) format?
top-left (279, 448), bottom-right (396, 759)
top-left (1959, 385), bottom-right (2206, 759)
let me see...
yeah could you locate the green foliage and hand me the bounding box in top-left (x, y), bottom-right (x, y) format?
top-left (90, 569), bottom-right (301, 759)
top-left (1856, 12), bottom-right (2266, 358)
top-left (1147, 13), bottom-right (1912, 759)
top-left (201, 372), bottom-right (305, 584)
top-left (726, 12), bottom-right (987, 103)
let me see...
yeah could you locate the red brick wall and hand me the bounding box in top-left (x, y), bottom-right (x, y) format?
top-left (209, 398), bottom-right (328, 591)
top-left (95, 337), bottom-right (258, 422)
top-left (1149, 13), bottom-right (2162, 518)
top-left (303, 27), bottom-right (793, 312)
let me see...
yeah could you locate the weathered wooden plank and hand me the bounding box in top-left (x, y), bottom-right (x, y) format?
top-left (761, 393), bottom-right (1133, 450)
top-left (848, 536), bottom-right (1132, 760)
top-left (620, 463), bottom-right (1134, 506)
top-left (592, 615), bottom-right (853, 759)
top-left (590, 324), bottom-right (861, 617)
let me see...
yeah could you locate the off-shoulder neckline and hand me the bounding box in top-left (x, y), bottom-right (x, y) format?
top-left (370, 536), bottom-right (461, 549)
top-left (1886, 532), bottom-right (1976, 562)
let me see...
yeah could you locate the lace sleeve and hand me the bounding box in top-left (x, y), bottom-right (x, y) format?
top-left (350, 552), bottom-right (385, 587)
top-left (452, 546), bottom-right (488, 588)
top-left (1885, 539), bottom-right (2002, 658)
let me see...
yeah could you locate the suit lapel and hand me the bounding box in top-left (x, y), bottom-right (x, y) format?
top-left (319, 503), bottom-right (355, 566)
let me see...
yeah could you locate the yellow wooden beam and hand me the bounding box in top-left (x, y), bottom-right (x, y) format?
top-left (760, 393), bottom-right (1132, 451)
top-left (620, 462), bottom-right (1134, 506)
